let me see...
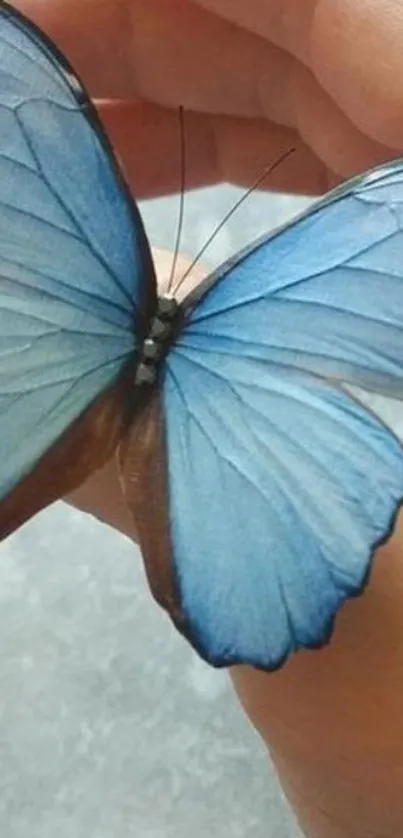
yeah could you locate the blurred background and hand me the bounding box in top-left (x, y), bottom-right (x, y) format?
top-left (0, 186), bottom-right (310, 838)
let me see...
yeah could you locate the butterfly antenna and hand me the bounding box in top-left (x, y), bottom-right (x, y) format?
top-left (166, 106), bottom-right (187, 295)
top-left (173, 146), bottom-right (296, 296)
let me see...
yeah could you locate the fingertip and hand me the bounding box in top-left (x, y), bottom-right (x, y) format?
top-left (100, 100), bottom-right (330, 199)
top-left (152, 249), bottom-right (207, 299)
top-left (311, 0), bottom-right (403, 150)
top-left (290, 64), bottom-right (399, 180)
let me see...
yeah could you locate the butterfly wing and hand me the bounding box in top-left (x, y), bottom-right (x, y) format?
top-left (0, 5), bottom-right (154, 534)
top-left (144, 160), bottom-right (403, 670)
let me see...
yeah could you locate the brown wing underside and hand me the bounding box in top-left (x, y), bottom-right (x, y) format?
top-left (0, 362), bottom-right (183, 636)
top-left (0, 367), bottom-right (133, 542)
top-left (119, 389), bottom-right (184, 629)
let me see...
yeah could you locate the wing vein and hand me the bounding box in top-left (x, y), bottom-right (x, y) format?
top-left (0, 257), bottom-right (131, 323)
top-left (14, 107), bottom-right (134, 308)
top-left (189, 230), bottom-right (399, 325)
top-left (0, 197), bottom-right (86, 243)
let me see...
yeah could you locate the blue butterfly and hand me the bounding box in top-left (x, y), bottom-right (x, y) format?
top-left (0, 2), bottom-right (403, 671)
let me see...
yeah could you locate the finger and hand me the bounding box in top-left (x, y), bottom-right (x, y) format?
top-left (100, 100), bottom-right (396, 197)
top-left (153, 248), bottom-right (207, 299)
top-left (114, 0), bottom-right (403, 169)
top-left (193, 0), bottom-right (316, 64)
top-left (14, 0), bottom-right (300, 118)
top-left (15, 1), bottom-right (400, 176)
top-left (311, 0), bottom-right (403, 149)
top-left (98, 101), bottom-right (329, 196)
top-left (194, 0), bottom-right (403, 151)
top-left (290, 66), bottom-right (401, 180)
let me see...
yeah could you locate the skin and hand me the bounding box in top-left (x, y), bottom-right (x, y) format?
top-left (11, 2), bottom-right (403, 836)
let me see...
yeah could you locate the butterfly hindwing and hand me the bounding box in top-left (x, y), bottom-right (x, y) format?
top-left (0, 4), bottom-right (154, 532)
top-left (156, 161), bottom-right (403, 669)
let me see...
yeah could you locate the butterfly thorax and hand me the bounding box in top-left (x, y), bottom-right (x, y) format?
top-left (134, 296), bottom-right (180, 387)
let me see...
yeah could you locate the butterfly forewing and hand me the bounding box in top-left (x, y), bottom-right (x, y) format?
top-left (0, 2), bottom-right (156, 534)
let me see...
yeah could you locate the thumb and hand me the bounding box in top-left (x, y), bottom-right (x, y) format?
top-left (152, 248), bottom-right (207, 300)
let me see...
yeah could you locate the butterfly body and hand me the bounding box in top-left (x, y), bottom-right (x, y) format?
top-left (1, 1), bottom-right (403, 670)
top-left (134, 296), bottom-right (181, 387)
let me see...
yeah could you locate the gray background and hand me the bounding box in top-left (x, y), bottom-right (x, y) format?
top-left (0, 187), bottom-right (309, 838)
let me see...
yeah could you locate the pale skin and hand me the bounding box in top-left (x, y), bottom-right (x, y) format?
top-left (12, 2), bottom-right (403, 836)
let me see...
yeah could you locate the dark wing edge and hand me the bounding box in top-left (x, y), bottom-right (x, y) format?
top-left (118, 388), bottom-right (187, 630)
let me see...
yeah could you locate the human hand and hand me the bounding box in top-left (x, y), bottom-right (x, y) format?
top-left (14, 0), bottom-right (403, 199)
top-left (10, 7), bottom-right (403, 838)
